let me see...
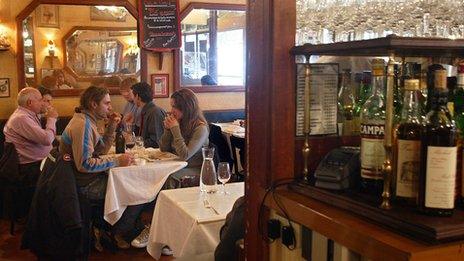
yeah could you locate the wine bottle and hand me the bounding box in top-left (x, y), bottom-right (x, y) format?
top-left (418, 69), bottom-right (458, 216)
top-left (453, 63), bottom-right (464, 205)
top-left (115, 123), bottom-right (126, 154)
top-left (426, 64), bottom-right (445, 112)
top-left (360, 59), bottom-right (385, 195)
top-left (395, 79), bottom-right (422, 205)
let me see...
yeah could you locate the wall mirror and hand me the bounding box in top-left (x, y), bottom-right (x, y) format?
top-left (64, 27), bottom-right (139, 80)
top-left (175, 3), bottom-right (246, 93)
top-left (16, 0), bottom-right (142, 96)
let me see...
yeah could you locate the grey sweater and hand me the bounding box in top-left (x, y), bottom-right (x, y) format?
top-left (159, 123), bottom-right (209, 168)
top-left (140, 101), bottom-right (166, 148)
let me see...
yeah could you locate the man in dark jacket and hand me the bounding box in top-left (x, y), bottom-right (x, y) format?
top-left (132, 82), bottom-right (166, 148)
top-left (214, 196), bottom-right (245, 261)
top-left (21, 152), bottom-right (86, 260)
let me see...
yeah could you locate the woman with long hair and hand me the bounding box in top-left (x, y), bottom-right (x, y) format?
top-left (159, 88), bottom-right (209, 187)
top-left (130, 89), bottom-right (210, 250)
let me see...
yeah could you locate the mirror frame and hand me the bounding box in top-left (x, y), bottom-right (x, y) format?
top-left (16, 0), bottom-right (146, 97)
top-left (174, 2), bottom-right (246, 93)
top-left (62, 26), bottom-right (139, 81)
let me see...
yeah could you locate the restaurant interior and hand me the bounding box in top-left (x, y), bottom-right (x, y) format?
top-left (1, 0), bottom-right (464, 260)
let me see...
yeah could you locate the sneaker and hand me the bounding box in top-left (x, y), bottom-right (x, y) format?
top-left (161, 246), bottom-right (173, 256)
top-left (114, 234), bottom-right (130, 249)
top-left (131, 225), bottom-right (150, 248)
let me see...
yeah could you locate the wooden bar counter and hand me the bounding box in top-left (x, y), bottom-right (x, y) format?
top-left (265, 188), bottom-right (464, 261)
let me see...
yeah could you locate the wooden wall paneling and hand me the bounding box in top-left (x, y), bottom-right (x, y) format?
top-left (245, 0), bottom-right (296, 259)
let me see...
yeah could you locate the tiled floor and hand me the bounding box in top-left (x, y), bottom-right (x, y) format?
top-left (0, 219), bottom-right (173, 261)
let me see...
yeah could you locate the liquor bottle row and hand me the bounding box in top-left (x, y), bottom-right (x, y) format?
top-left (337, 59), bottom-right (464, 216)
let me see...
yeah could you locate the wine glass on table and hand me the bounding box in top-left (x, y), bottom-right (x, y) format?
top-left (126, 131), bottom-right (136, 152)
top-left (135, 136), bottom-right (144, 150)
top-left (217, 162), bottom-right (231, 195)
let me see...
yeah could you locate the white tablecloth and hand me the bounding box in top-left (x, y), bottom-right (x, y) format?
top-left (147, 182), bottom-right (244, 259)
top-left (212, 122), bottom-right (245, 139)
top-left (104, 160), bottom-right (187, 225)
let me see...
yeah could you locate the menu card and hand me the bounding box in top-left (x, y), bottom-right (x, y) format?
top-left (138, 0), bottom-right (181, 51)
top-left (296, 63), bottom-right (338, 136)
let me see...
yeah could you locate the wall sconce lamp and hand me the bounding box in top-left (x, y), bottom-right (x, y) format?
top-left (0, 24), bottom-right (11, 51)
top-left (47, 40), bottom-right (56, 56)
top-left (42, 39), bottom-right (61, 69)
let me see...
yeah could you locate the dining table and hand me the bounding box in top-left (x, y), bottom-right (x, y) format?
top-left (146, 182), bottom-right (245, 259)
top-left (212, 121), bottom-right (245, 173)
top-left (103, 148), bottom-right (188, 225)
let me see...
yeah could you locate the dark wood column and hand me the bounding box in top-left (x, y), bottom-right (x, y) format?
top-left (245, 0), bottom-right (296, 259)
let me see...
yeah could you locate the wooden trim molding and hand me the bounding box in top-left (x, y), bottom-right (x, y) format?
top-left (15, 0), bottom-right (139, 96)
top-left (173, 2), bottom-right (246, 93)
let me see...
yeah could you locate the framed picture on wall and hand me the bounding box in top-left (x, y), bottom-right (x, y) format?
top-left (151, 74), bottom-right (169, 98)
top-left (35, 5), bottom-right (60, 28)
top-left (0, 78), bottom-right (10, 98)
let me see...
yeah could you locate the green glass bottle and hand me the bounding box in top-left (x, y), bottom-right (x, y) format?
top-left (454, 63), bottom-right (464, 131)
top-left (360, 59), bottom-right (385, 195)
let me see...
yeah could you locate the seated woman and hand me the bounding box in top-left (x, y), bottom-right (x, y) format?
top-left (160, 88), bottom-right (209, 188)
top-left (129, 89), bottom-right (210, 250)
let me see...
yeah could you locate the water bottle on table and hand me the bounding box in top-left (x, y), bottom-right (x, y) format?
top-left (200, 146), bottom-right (217, 193)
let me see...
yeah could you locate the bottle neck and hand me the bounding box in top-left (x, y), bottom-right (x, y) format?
top-left (400, 90), bottom-right (422, 122)
top-left (371, 74), bottom-right (385, 98)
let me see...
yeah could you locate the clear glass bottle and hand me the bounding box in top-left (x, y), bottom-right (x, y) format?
top-left (395, 79), bottom-right (422, 205)
top-left (338, 69), bottom-right (357, 136)
top-left (419, 69), bottom-right (458, 216)
top-left (360, 59), bottom-right (385, 195)
top-left (200, 146), bottom-right (217, 193)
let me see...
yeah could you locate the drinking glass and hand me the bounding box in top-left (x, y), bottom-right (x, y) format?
top-left (135, 136), bottom-right (144, 150)
top-left (217, 162), bottom-right (231, 195)
top-left (126, 131), bottom-right (136, 151)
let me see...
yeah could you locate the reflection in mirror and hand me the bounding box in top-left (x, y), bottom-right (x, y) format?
top-left (19, 4), bottom-right (139, 94)
top-left (23, 17), bottom-right (36, 87)
top-left (65, 28), bottom-right (139, 78)
top-left (179, 6), bottom-right (246, 90)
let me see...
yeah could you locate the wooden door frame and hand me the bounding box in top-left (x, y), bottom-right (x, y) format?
top-left (245, 0), bottom-right (296, 259)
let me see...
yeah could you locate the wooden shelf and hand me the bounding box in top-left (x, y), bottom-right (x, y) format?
top-left (290, 182), bottom-right (464, 243)
top-left (291, 35), bottom-right (464, 57)
top-left (265, 188), bottom-right (464, 261)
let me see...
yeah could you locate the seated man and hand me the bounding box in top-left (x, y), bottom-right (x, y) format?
top-left (214, 196), bottom-right (245, 261)
top-left (3, 87), bottom-right (58, 215)
top-left (131, 82), bottom-right (166, 148)
top-left (119, 77), bottom-right (141, 134)
top-left (60, 86), bottom-right (144, 249)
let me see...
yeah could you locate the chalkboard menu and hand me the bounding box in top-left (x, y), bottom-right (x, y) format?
top-left (138, 0), bottom-right (181, 51)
